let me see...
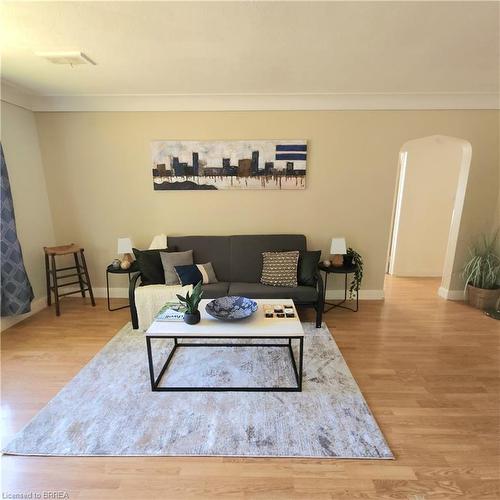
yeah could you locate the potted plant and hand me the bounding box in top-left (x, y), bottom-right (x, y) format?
top-left (462, 232), bottom-right (500, 310)
top-left (176, 281), bottom-right (203, 325)
top-left (344, 247), bottom-right (364, 299)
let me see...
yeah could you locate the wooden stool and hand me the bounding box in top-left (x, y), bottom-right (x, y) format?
top-left (44, 244), bottom-right (96, 316)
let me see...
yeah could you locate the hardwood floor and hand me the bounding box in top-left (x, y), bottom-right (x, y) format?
top-left (1, 276), bottom-right (499, 499)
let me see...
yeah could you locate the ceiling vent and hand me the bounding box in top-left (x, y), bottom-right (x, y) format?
top-left (35, 51), bottom-right (96, 66)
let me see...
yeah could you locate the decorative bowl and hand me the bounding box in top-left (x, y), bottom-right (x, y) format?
top-left (205, 296), bottom-right (258, 321)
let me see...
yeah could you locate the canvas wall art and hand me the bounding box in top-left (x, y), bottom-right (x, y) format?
top-left (151, 140), bottom-right (307, 190)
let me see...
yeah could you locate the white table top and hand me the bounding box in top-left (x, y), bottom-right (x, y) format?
top-left (146, 299), bottom-right (304, 337)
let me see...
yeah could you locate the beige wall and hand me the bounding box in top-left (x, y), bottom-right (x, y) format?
top-left (448, 116), bottom-right (499, 291)
top-left (390, 135), bottom-right (464, 277)
top-left (34, 110), bottom-right (499, 294)
top-left (1, 101), bottom-right (55, 329)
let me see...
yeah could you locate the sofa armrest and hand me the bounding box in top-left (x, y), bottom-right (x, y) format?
top-left (314, 269), bottom-right (324, 328)
top-left (129, 272), bottom-right (142, 330)
top-left (315, 269), bottom-right (324, 306)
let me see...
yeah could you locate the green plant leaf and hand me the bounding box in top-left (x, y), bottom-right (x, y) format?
top-left (462, 230), bottom-right (500, 290)
top-left (346, 247), bottom-right (363, 299)
top-left (175, 281), bottom-right (204, 314)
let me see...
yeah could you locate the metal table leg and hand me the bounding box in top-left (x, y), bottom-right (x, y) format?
top-left (107, 270), bottom-right (131, 311)
top-left (147, 335), bottom-right (304, 392)
top-left (322, 270), bottom-right (359, 313)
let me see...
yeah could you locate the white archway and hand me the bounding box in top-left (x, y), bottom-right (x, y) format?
top-left (387, 135), bottom-right (472, 297)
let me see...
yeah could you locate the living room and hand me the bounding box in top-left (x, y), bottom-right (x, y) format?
top-left (1, 1), bottom-right (499, 499)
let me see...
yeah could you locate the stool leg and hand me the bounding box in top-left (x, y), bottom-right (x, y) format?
top-left (45, 253), bottom-right (51, 306)
top-left (74, 252), bottom-right (86, 297)
top-left (51, 254), bottom-right (60, 316)
top-left (80, 249), bottom-right (96, 307)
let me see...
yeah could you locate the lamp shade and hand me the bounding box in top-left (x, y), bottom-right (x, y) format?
top-left (330, 237), bottom-right (347, 255)
top-left (149, 233), bottom-right (167, 250)
top-left (117, 237), bottom-right (134, 254)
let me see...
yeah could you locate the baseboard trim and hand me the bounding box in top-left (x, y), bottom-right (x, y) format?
top-left (66, 287), bottom-right (385, 301)
top-left (51, 286), bottom-right (129, 299)
top-left (325, 289), bottom-right (384, 300)
top-left (0, 296), bottom-right (47, 332)
top-left (93, 287), bottom-right (128, 299)
top-left (438, 287), bottom-right (465, 300)
top-left (0, 287), bottom-right (385, 327)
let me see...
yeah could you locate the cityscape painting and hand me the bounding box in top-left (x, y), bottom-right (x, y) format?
top-left (151, 140), bottom-right (307, 190)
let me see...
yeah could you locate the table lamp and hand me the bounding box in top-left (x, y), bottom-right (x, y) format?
top-left (117, 237), bottom-right (134, 270)
top-left (330, 237), bottom-right (347, 267)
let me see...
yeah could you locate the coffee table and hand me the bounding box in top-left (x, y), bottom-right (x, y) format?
top-left (146, 299), bottom-right (304, 392)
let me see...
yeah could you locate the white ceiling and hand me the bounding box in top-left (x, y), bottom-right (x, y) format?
top-left (1, 1), bottom-right (498, 110)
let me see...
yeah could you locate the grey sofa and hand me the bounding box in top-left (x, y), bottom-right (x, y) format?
top-left (129, 234), bottom-right (324, 329)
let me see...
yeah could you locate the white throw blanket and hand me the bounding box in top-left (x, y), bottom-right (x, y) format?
top-left (135, 284), bottom-right (193, 331)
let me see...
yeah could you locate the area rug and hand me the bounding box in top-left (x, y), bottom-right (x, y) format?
top-left (3, 323), bottom-right (393, 458)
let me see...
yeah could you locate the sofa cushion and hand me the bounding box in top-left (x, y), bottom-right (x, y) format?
top-left (298, 250), bottom-right (321, 286)
top-left (167, 236), bottom-right (231, 282)
top-left (202, 282), bottom-right (230, 299)
top-left (160, 250), bottom-right (194, 285)
top-left (132, 247), bottom-right (169, 285)
top-left (174, 264), bottom-right (203, 287)
top-left (261, 251), bottom-right (299, 287)
top-left (230, 234), bottom-right (307, 283)
top-left (228, 282), bottom-right (317, 303)
top-left (197, 262), bottom-right (218, 283)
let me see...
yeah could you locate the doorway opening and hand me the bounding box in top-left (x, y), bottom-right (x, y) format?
top-left (386, 135), bottom-right (472, 297)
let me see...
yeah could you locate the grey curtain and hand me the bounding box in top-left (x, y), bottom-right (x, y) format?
top-left (1, 143), bottom-right (34, 316)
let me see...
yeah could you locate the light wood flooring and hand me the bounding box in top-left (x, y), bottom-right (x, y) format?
top-left (1, 276), bottom-right (499, 499)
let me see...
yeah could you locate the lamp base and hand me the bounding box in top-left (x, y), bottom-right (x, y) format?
top-left (120, 253), bottom-right (133, 270)
top-left (331, 254), bottom-right (344, 267)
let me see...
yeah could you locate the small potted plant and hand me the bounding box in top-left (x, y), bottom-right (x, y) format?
top-left (342, 247), bottom-right (364, 299)
top-left (176, 281), bottom-right (203, 325)
top-left (462, 232), bottom-right (500, 310)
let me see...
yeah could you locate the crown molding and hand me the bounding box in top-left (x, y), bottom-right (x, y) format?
top-left (2, 87), bottom-right (499, 112)
top-left (30, 92), bottom-right (500, 111)
top-left (1, 80), bottom-right (36, 111)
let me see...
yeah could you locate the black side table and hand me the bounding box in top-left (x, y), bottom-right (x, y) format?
top-left (318, 262), bottom-right (359, 313)
top-left (106, 262), bottom-right (139, 311)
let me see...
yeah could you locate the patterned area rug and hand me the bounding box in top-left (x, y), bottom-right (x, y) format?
top-left (3, 323), bottom-right (393, 458)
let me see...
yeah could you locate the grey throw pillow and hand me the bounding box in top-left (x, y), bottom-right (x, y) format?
top-left (160, 250), bottom-right (194, 285)
top-left (196, 262), bottom-right (219, 284)
top-left (261, 251), bottom-right (299, 287)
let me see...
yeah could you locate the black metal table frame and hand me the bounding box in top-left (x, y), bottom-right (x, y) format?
top-left (146, 335), bottom-right (304, 392)
top-left (106, 268), bottom-right (135, 311)
top-left (322, 271), bottom-right (359, 313)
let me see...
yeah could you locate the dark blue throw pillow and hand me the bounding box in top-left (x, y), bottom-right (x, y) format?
top-left (174, 264), bottom-right (203, 287)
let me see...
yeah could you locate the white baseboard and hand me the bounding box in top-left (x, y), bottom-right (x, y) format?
top-left (93, 287), bottom-right (129, 299)
top-left (54, 286), bottom-right (129, 299)
top-left (325, 289), bottom-right (384, 300)
top-left (0, 296), bottom-right (47, 332)
top-left (100, 287), bottom-right (385, 301)
top-left (438, 287), bottom-right (465, 300)
top-left (87, 287), bottom-right (386, 300)
top-left (0, 286), bottom-right (384, 332)
top-left (0, 288), bottom-right (129, 332)
top-left (0, 288), bottom-right (127, 332)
